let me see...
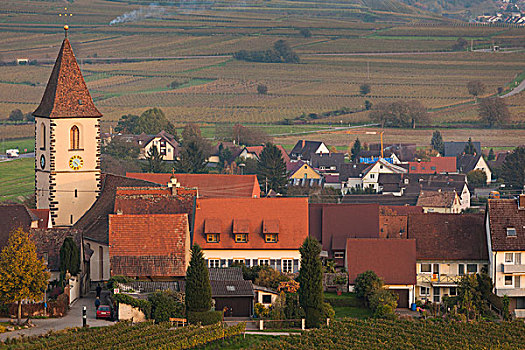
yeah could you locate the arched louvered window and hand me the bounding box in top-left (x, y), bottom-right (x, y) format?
top-left (70, 125), bottom-right (80, 150)
top-left (40, 123), bottom-right (46, 150)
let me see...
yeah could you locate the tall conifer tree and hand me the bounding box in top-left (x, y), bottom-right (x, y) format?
top-left (185, 244), bottom-right (212, 312)
top-left (298, 237), bottom-right (323, 328)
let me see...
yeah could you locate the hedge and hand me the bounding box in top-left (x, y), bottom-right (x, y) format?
top-left (187, 310), bottom-right (223, 325)
top-left (114, 293), bottom-right (152, 318)
top-left (325, 297), bottom-right (361, 308)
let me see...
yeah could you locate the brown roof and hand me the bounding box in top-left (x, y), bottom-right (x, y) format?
top-left (245, 145), bottom-right (290, 163)
top-left (0, 204), bottom-right (35, 250)
top-left (109, 214), bottom-right (189, 277)
top-left (416, 190), bottom-right (457, 208)
top-left (488, 197), bottom-right (525, 251)
top-left (346, 238), bottom-right (416, 285)
top-left (308, 203), bottom-right (324, 242)
top-left (380, 205), bottom-right (423, 216)
top-left (74, 174), bottom-right (161, 244)
top-left (30, 209), bottom-right (51, 229)
top-left (320, 204), bottom-right (380, 251)
top-left (194, 198), bottom-right (308, 250)
top-left (126, 173), bottom-right (261, 198)
top-left (31, 228), bottom-right (82, 271)
top-left (33, 39), bottom-right (102, 119)
top-left (407, 213), bottom-right (488, 260)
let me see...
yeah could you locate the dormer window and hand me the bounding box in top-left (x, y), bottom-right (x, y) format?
top-left (235, 233), bottom-right (247, 243)
top-left (263, 220), bottom-right (279, 243)
top-left (207, 233), bottom-right (219, 243)
top-left (233, 219), bottom-right (249, 243)
top-left (265, 234), bottom-right (278, 243)
top-left (507, 228), bottom-right (517, 237)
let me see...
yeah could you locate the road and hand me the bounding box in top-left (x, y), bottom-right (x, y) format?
top-left (0, 152), bottom-right (34, 162)
top-left (501, 78), bottom-right (525, 98)
top-left (0, 291), bottom-right (115, 341)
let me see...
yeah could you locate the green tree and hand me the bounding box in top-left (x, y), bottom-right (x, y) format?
top-left (59, 237), bottom-right (80, 280)
top-left (369, 100), bottom-right (428, 128)
top-left (452, 37), bottom-right (468, 51)
top-left (144, 146), bottom-right (165, 173)
top-left (369, 289), bottom-right (398, 318)
top-left (364, 100), bottom-right (372, 110)
top-left (298, 237), bottom-right (324, 328)
top-left (181, 123), bottom-right (212, 156)
top-left (464, 137), bottom-right (477, 155)
top-left (185, 245), bottom-right (212, 313)
top-left (431, 130), bottom-right (444, 155)
top-left (257, 84), bottom-right (268, 95)
top-left (114, 108), bottom-right (177, 135)
top-left (351, 138), bottom-right (362, 162)
top-left (502, 295), bottom-right (511, 321)
top-left (467, 81), bottom-right (486, 99)
top-left (478, 97), bottom-right (511, 128)
top-left (354, 270), bottom-right (384, 306)
top-left (467, 169), bottom-right (487, 187)
top-left (8, 109), bottom-right (24, 122)
top-left (254, 268), bottom-right (290, 290)
top-left (457, 274), bottom-right (483, 322)
top-left (174, 140), bottom-right (208, 174)
top-left (360, 83), bottom-right (371, 96)
top-left (149, 291), bottom-right (185, 323)
top-left (488, 148), bottom-right (495, 161)
top-left (257, 143), bottom-right (288, 195)
top-left (114, 114), bottom-right (139, 134)
top-left (299, 28), bottom-right (312, 38)
top-left (500, 146), bottom-right (525, 190)
top-left (0, 228), bottom-right (49, 324)
top-left (102, 138), bottom-right (140, 160)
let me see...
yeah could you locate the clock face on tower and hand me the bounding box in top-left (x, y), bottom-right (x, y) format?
top-left (69, 155), bottom-right (84, 170)
top-left (40, 155), bottom-right (45, 169)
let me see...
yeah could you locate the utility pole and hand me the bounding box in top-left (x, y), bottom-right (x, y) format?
top-left (367, 61), bottom-right (370, 80)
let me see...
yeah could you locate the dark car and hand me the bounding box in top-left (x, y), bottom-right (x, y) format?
top-left (96, 305), bottom-right (112, 319)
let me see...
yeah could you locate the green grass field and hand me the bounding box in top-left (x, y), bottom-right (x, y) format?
top-left (0, 158), bottom-right (34, 203)
top-left (0, 138), bottom-right (34, 154)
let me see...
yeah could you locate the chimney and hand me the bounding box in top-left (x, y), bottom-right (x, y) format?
top-left (519, 194), bottom-right (525, 210)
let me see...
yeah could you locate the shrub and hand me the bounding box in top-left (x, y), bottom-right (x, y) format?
top-left (257, 84), bottom-right (268, 94)
top-left (187, 310), bottom-right (222, 325)
top-left (254, 303), bottom-right (270, 318)
top-left (149, 291), bottom-right (185, 323)
top-left (369, 289), bottom-right (398, 319)
top-left (354, 270), bottom-right (383, 305)
top-left (322, 302), bottom-right (335, 320)
top-left (107, 275), bottom-right (134, 290)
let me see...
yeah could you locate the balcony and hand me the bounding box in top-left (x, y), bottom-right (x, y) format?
top-left (495, 288), bottom-right (525, 297)
top-left (417, 274), bottom-right (461, 286)
top-left (502, 264), bottom-right (525, 274)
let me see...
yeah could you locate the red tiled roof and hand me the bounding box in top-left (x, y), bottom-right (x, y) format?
top-left (109, 214), bottom-right (189, 277)
top-left (416, 190), bottom-right (457, 208)
top-left (194, 198), bottom-right (308, 250)
top-left (408, 157), bottom-right (456, 174)
top-left (380, 205), bottom-right (423, 216)
top-left (30, 209), bottom-right (51, 229)
top-left (246, 145), bottom-right (290, 163)
top-left (320, 204), bottom-right (380, 251)
top-left (126, 173), bottom-right (261, 198)
top-left (407, 213), bottom-right (487, 260)
top-left (346, 238), bottom-right (416, 285)
top-left (33, 39), bottom-right (102, 119)
top-left (488, 198), bottom-right (525, 251)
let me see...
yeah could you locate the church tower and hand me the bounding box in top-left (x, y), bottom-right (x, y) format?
top-left (34, 27), bottom-right (101, 226)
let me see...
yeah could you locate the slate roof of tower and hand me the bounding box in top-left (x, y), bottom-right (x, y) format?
top-left (33, 38), bottom-right (102, 118)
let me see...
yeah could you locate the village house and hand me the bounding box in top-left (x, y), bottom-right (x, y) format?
top-left (346, 238), bottom-right (417, 308)
top-left (486, 195), bottom-right (525, 317)
top-left (238, 145), bottom-right (290, 163)
top-left (443, 141), bottom-right (481, 157)
top-left (193, 197), bottom-right (308, 272)
top-left (287, 161), bottom-right (322, 186)
top-left (340, 158), bottom-right (408, 194)
top-left (310, 153), bottom-right (345, 174)
top-left (416, 190), bottom-right (462, 214)
top-left (408, 213), bottom-right (488, 304)
top-left (289, 140), bottom-right (329, 162)
top-left (208, 267), bottom-right (255, 317)
top-left (457, 154), bottom-right (492, 184)
top-left (137, 130), bottom-right (179, 161)
top-left (407, 157), bottom-right (457, 174)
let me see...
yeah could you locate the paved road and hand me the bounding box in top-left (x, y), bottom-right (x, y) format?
top-left (0, 291), bottom-right (115, 341)
top-left (501, 78), bottom-right (525, 98)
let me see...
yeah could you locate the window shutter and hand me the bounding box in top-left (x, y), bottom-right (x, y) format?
top-left (293, 259), bottom-right (299, 273)
top-left (228, 259), bottom-right (233, 267)
top-left (205, 259), bottom-right (208, 267)
top-left (221, 259), bottom-right (226, 267)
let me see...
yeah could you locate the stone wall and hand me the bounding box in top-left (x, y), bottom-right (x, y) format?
top-left (118, 303), bottom-right (147, 322)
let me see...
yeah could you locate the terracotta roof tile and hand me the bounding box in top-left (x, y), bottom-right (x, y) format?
top-left (33, 39), bottom-right (101, 118)
top-left (407, 213), bottom-right (487, 260)
top-left (346, 238), bottom-right (416, 285)
top-left (408, 157), bottom-right (456, 174)
top-left (31, 228), bottom-right (82, 271)
top-left (488, 197), bottom-right (525, 251)
top-left (194, 198), bottom-right (308, 250)
top-left (0, 204), bottom-right (35, 249)
top-left (109, 214), bottom-right (189, 277)
top-left (126, 173), bottom-right (261, 198)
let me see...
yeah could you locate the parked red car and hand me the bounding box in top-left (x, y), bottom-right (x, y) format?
top-left (96, 305), bottom-right (112, 319)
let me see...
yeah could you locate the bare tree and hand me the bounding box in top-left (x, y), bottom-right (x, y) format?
top-left (478, 97), bottom-right (511, 128)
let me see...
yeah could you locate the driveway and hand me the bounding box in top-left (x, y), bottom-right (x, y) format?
top-left (0, 291), bottom-right (115, 341)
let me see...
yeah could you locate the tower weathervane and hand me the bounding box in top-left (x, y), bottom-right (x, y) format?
top-left (64, 25), bottom-right (69, 38)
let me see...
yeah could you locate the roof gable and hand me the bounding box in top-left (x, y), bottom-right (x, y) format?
top-left (444, 141), bottom-right (481, 157)
top-left (488, 198), bottom-right (525, 251)
top-left (33, 39), bottom-right (101, 119)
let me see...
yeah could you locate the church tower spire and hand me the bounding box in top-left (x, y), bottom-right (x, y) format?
top-left (34, 27), bottom-right (101, 226)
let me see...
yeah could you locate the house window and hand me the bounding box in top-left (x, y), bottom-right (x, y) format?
top-left (265, 234), bottom-right (278, 243)
top-left (233, 259), bottom-right (245, 265)
top-left (334, 252), bottom-right (344, 259)
top-left (42, 252), bottom-right (48, 266)
top-left (40, 123), bottom-right (46, 150)
top-left (449, 287), bottom-right (457, 296)
top-left (259, 259), bottom-right (270, 266)
top-left (209, 259), bottom-right (220, 268)
top-left (505, 253), bottom-right (514, 263)
top-left (262, 295), bottom-right (272, 304)
top-left (420, 263), bottom-right (431, 273)
top-left (433, 287), bottom-right (440, 303)
top-left (467, 264), bottom-right (478, 274)
top-left (516, 253), bottom-right (522, 265)
top-left (515, 276), bottom-right (521, 288)
top-left (507, 228), bottom-right (517, 237)
top-left (282, 259), bottom-right (293, 273)
top-left (505, 276), bottom-right (513, 286)
top-left (370, 174), bottom-right (375, 179)
top-left (431, 166), bottom-right (436, 170)
top-left (206, 233), bottom-right (220, 243)
top-left (458, 264), bottom-right (465, 275)
top-left (235, 233), bottom-right (247, 243)
top-left (420, 286), bottom-right (430, 295)
top-left (70, 125), bottom-right (80, 150)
